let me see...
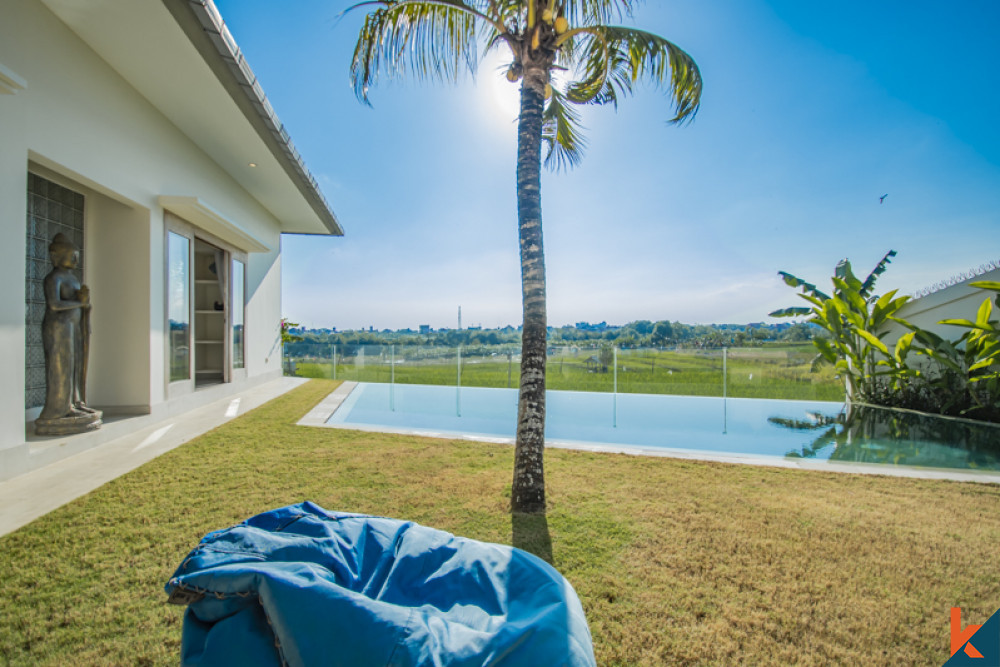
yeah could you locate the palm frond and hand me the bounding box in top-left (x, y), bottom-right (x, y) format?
top-left (484, 0), bottom-right (635, 30)
top-left (348, 0), bottom-right (495, 105)
top-left (542, 87), bottom-right (587, 171)
top-left (560, 0), bottom-right (636, 26)
top-left (563, 25), bottom-right (701, 123)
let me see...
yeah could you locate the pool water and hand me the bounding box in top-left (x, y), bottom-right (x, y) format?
top-left (327, 383), bottom-right (1000, 472)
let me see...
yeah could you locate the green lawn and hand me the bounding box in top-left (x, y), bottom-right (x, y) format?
top-left (1, 380), bottom-right (996, 665)
top-left (293, 344), bottom-right (845, 402)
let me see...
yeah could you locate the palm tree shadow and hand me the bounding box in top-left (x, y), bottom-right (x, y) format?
top-left (511, 512), bottom-right (553, 564)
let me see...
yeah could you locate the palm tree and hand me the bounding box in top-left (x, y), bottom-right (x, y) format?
top-left (347, 0), bottom-right (702, 514)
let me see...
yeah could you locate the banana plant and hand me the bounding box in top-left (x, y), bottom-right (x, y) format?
top-left (905, 281), bottom-right (1000, 418)
top-left (940, 281), bottom-right (1000, 380)
top-left (770, 251), bottom-right (915, 401)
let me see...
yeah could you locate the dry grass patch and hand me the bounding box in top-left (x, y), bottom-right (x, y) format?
top-left (0, 380), bottom-right (997, 665)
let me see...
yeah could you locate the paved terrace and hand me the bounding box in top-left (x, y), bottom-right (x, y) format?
top-left (0, 377), bottom-right (306, 537)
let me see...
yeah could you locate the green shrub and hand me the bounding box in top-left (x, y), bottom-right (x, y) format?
top-left (773, 257), bottom-right (999, 423)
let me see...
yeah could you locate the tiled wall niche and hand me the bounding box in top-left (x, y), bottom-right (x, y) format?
top-left (26, 173), bottom-right (85, 410)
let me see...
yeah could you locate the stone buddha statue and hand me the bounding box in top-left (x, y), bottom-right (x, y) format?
top-left (35, 233), bottom-right (102, 435)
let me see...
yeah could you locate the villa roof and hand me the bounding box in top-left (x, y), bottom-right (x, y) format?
top-left (39, 0), bottom-right (343, 237)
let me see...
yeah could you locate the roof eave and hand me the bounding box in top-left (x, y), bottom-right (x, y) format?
top-left (162, 0), bottom-right (344, 237)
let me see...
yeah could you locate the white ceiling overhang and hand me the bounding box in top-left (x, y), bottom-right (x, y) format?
top-left (159, 196), bottom-right (270, 252)
top-left (39, 0), bottom-right (343, 237)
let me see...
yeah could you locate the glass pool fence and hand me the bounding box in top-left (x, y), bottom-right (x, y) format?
top-left (284, 344), bottom-right (845, 403)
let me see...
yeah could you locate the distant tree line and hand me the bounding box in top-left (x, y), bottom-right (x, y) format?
top-left (284, 321), bottom-right (822, 358)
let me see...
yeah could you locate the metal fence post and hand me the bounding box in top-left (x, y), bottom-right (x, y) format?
top-left (723, 347), bottom-right (728, 399)
top-left (613, 347), bottom-right (618, 428)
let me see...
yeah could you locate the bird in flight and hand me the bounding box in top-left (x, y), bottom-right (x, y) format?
top-left (879, 194), bottom-right (888, 204)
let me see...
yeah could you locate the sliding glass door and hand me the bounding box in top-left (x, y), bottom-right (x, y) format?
top-left (166, 213), bottom-right (248, 393)
top-left (167, 231), bottom-right (191, 383)
top-left (232, 258), bottom-right (245, 371)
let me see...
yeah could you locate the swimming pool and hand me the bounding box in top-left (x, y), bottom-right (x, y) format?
top-left (323, 383), bottom-right (1000, 474)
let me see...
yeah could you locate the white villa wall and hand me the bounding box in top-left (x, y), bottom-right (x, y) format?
top-left (0, 162), bottom-right (28, 452)
top-left (0, 0), bottom-right (287, 473)
top-left (881, 268), bottom-right (1000, 347)
top-left (248, 248), bottom-right (285, 375)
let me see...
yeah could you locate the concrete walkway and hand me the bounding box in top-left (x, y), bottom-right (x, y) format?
top-left (0, 376), bottom-right (307, 537)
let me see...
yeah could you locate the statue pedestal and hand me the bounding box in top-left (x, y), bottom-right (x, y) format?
top-left (34, 410), bottom-right (103, 436)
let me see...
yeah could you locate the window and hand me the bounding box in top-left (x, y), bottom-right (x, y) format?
top-left (232, 258), bottom-right (245, 369)
top-left (167, 232), bottom-right (190, 382)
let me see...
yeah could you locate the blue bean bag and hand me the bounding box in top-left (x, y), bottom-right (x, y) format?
top-left (165, 502), bottom-right (596, 666)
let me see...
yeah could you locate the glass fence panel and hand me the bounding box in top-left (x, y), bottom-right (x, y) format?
top-left (546, 345), bottom-right (614, 394)
top-left (456, 346), bottom-right (521, 389)
top-left (719, 346), bottom-right (842, 401)
top-left (394, 346), bottom-right (464, 386)
top-left (616, 347), bottom-right (725, 397)
top-left (283, 343), bottom-right (845, 402)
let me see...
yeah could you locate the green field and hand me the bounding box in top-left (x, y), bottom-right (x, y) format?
top-left (289, 345), bottom-right (845, 402)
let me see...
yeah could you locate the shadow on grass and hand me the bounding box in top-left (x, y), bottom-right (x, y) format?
top-left (511, 512), bottom-right (553, 564)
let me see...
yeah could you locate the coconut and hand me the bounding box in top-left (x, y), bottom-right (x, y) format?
top-left (542, 8), bottom-right (553, 23)
top-left (554, 16), bottom-right (569, 34)
top-left (544, 83), bottom-right (552, 100)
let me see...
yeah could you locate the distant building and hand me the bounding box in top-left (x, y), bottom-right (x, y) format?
top-left (419, 325), bottom-right (431, 334)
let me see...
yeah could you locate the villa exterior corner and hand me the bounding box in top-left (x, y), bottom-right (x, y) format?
top-left (0, 0), bottom-right (341, 480)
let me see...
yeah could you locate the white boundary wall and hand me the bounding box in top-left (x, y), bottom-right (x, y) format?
top-left (881, 269), bottom-right (1000, 347)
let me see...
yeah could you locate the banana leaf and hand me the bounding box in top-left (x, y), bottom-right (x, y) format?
top-left (778, 271), bottom-right (830, 300)
top-left (831, 277), bottom-right (868, 314)
top-left (856, 329), bottom-right (890, 357)
top-left (894, 331), bottom-right (915, 364)
top-left (859, 250), bottom-right (897, 298)
top-left (769, 306), bottom-right (813, 318)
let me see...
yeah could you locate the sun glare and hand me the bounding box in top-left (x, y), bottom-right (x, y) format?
top-left (482, 53), bottom-right (521, 127)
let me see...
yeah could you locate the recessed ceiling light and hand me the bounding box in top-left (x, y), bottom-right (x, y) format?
top-left (248, 162), bottom-right (257, 168)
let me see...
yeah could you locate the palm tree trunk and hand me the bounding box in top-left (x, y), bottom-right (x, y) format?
top-left (511, 72), bottom-right (547, 515)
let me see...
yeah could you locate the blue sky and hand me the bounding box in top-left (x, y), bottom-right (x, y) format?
top-left (214, 0), bottom-right (1000, 331)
